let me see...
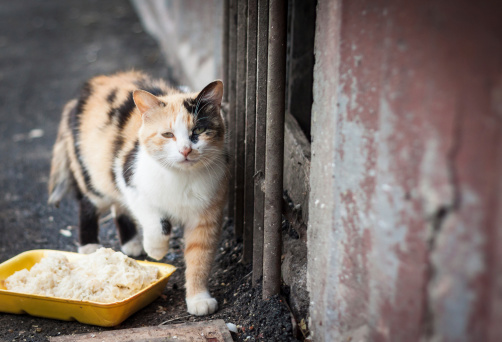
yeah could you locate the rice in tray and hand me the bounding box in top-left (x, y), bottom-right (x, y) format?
top-left (5, 248), bottom-right (159, 303)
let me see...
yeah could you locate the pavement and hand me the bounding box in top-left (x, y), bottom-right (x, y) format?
top-left (0, 1), bottom-right (172, 340)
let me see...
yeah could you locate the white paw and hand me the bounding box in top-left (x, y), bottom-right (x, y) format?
top-left (78, 243), bottom-right (102, 254)
top-left (186, 292), bottom-right (218, 316)
top-left (143, 237), bottom-right (169, 260)
top-left (121, 235), bottom-right (144, 257)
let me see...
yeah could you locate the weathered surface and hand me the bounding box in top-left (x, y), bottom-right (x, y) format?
top-left (309, 0), bottom-right (502, 341)
top-left (252, 0), bottom-right (269, 286)
top-left (307, 0), bottom-right (341, 340)
top-left (262, 0), bottom-right (288, 299)
top-left (281, 236), bottom-right (309, 323)
top-left (49, 320), bottom-right (233, 342)
top-left (283, 113), bottom-right (311, 226)
top-left (131, 0), bottom-right (223, 91)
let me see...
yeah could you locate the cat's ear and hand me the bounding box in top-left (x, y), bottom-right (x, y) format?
top-left (133, 90), bottom-right (162, 116)
top-left (196, 80), bottom-right (224, 108)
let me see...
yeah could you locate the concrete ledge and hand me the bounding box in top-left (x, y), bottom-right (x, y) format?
top-left (50, 320), bottom-right (233, 342)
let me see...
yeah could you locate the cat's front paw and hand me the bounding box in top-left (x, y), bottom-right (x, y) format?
top-left (143, 238), bottom-right (169, 260)
top-left (121, 234), bottom-right (144, 257)
top-left (186, 291), bottom-right (218, 316)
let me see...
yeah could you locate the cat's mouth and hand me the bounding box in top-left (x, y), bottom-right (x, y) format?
top-left (178, 157), bottom-right (198, 166)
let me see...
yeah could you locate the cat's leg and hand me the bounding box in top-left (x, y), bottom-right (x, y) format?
top-left (184, 218), bottom-right (221, 316)
top-left (112, 205), bottom-right (144, 257)
top-left (140, 216), bottom-right (172, 260)
top-left (77, 196), bottom-right (102, 254)
top-left (128, 207), bottom-right (171, 260)
top-left (122, 193), bottom-right (171, 260)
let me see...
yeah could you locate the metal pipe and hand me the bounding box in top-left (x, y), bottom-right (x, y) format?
top-left (227, 0), bottom-right (237, 224)
top-left (222, 0), bottom-right (229, 103)
top-left (262, 0), bottom-right (287, 299)
top-left (252, 0), bottom-right (269, 286)
top-left (234, 0), bottom-right (248, 241)
top-left (242, 0), bottom-right (258, 264)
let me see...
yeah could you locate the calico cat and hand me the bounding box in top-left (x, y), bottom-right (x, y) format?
top-left (48, 71), bottom-right (228, 316)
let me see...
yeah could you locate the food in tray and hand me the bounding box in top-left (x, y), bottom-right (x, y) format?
top-left (5, 248), bottom-right (159, 303)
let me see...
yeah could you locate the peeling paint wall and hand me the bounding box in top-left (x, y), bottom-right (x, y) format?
top-left (308, 0), bottom-right (502, 341)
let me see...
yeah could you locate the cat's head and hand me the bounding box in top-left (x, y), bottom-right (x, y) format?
top-left (133, 80), bottom-right (225, 171)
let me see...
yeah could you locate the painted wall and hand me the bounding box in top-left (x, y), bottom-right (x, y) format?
top-left (308, 0), bottom-right (502, 341)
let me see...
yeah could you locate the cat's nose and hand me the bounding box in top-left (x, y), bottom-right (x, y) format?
top-left (180, 146), bottom-right (192, 158)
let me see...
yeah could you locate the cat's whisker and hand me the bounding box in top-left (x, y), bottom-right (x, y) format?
top-left (199, 158), bottom-right (217, 189)
top-left (199, 154), bottom-right (227, 180)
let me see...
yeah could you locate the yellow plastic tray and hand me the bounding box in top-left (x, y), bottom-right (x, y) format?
top-left (0, 249), bottom-right (176, 327)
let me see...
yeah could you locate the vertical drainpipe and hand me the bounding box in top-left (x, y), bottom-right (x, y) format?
top-left (243, 0), bottom-right (258, 264)
top-left (222, 0), bottom-right (229, 104)
top-left (252, 0), bottom-right (269, 286)
top-left (262, 0), bottom-right (287, 299)
top-left (227, 0), bottom-right (237, 225)
top-left (234, 0), bottom-right (248, 241)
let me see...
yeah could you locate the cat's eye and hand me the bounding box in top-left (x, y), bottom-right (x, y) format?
top-left (193, 127), bottom-right (206, 135)
top-left (162, 132), bottom-right (174, 138)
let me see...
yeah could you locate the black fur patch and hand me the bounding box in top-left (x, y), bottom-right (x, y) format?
top-left (190, 133), bottom-right (200, 144)
top-left (71, 82), bottom-right (103, 197)
top-left (111, 135), bottom-right (124, 187)
top-left (115, 214), bottom-right (137, 245)
top-left (105, 91), bottom-right (136, 129)
top-left (183, 98), bottom-right (198, 116)
top-left (109, 92), bottom-right (138, 186)
top-left (107, 107), bottom-right (117, 123)
top-left (123, 141), bottom-right (139, 187)
top-left (107, 88), bottom-right (117, 104)
top-left (183, 96), bottom-right (224, 141)
top-left (75, 81), bottom-right (92, 115)
top-left (78, 196), bottom-right (99, 245)
top-left (115, 92), bottom-right (136, 129)
top-left (161, 218), bottom-right (172, 235)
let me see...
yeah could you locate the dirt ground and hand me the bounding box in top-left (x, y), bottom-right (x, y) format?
top-left (0, 1), bottom-right (297, 341)
top-left (0, 219), bottom-right (297, 342)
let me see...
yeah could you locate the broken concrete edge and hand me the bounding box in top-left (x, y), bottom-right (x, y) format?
top-left (284, 111), bottom-right (311, 232)
top-left (49, 319), bottom-right (233, 342)
top-left (281, 112), bottom-right (311, 328)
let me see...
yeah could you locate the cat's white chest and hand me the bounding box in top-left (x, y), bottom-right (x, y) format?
top-left (130, 150), bottom-right (219, 226)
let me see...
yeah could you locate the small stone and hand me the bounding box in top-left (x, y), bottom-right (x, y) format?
top-left (59, 229), bottom-right (72, 237)
top-left (226, 322), bottom-right (237, 333)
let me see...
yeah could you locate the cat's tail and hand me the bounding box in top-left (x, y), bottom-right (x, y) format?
top-left (48, 99), bottom-right (77, 207)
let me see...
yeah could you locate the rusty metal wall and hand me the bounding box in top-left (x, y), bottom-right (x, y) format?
top-left (308, 0), bottom-right (502, 341)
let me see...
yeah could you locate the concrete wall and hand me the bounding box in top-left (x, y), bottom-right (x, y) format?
top-left (308, 0), bottom-right (502, 341)
top-left (130, 0), bottom-right (223, 91)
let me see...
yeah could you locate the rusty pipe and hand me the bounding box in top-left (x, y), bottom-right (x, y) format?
top-left (262, 0), bottom-right (287, 299)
